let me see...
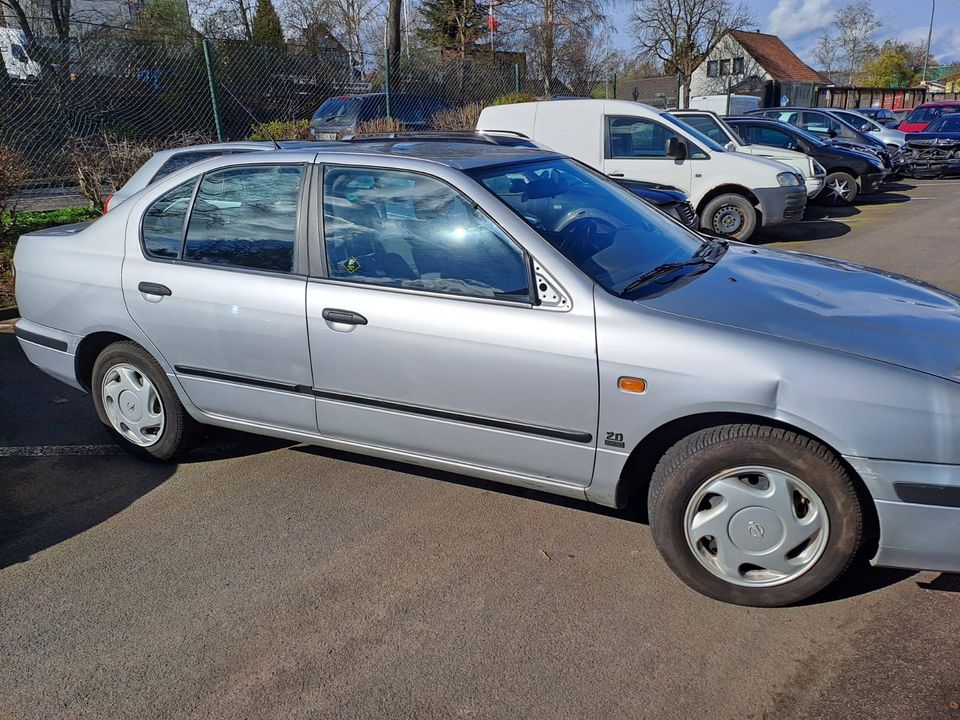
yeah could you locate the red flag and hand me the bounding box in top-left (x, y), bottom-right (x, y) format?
top-left (488, 4), bottom-right (499, 31)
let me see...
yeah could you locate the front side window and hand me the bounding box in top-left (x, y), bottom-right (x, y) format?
top-left (679, 114), bottom-right (728, 144)
top-left (607, 116), bottom-right (686, 158)
top-left (471, 158), bottom-right (703, 297)
top-left (183, 164), bottom-right (304, 272)
top-left (322, 167), bottom-right (530, 302)
top-left (142, 179), bottom-right (197, 259)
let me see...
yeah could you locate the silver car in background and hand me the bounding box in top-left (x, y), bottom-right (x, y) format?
top-left (826, 108), bottom-right (907, 151)
top-left (13, 141), bottom-right (960, 607)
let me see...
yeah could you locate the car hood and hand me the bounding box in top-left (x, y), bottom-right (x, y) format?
top-left (640, 244), bottom-right (960, 382)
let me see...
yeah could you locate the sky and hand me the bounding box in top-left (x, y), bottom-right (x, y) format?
top-left (610, 0), bottom-right (960, 66)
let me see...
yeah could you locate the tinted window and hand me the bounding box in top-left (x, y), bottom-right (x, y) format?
top-left (183, 165), bottom-right (303, 272)
top-left (472, 158), bottom-right (702, 296)
top-left (152, 150), bottom-right (240, 182)
top-left (142, 179), bottom-right (196, 259)
top-left (358, 95), bottom-right (387, 121)
top-left (929, 116), bottom-right (960, 132)
top-left (323, 167), bottom-right (529, 302)
top-left (607, 116), bottom-right (685, 158)
top-left (905, 106), bottom-right (950, 123)
top-left (742, 125), bottom-right (799, 150)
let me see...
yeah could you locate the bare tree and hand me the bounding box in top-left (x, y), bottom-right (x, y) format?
top-left (812, 30), bottom-right (840, 76)
top-left (834, 0), bottom-right (880, 77)
top-left (556, 22), bottom-right (615, 96)
top-left (630, 0), bottom-right (753, 108)
top-left (278, 0), bottom-right (384, 70)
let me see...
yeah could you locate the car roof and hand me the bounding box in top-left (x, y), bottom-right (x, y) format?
top-left (914, 100), bottom-right (960, 108)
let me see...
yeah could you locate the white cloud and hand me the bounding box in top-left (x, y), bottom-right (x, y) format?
top-left (766, 0), bottom-right (837, 41)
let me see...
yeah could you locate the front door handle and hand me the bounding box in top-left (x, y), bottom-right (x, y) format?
top-left (322, 308), bottom-right (367, 326)
top-left (138, 282), bottom-right (172, 296)
top-left (607, 171), bottom-right (625, 178)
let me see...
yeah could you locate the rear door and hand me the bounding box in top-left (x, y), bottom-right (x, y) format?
top-left (304, 162), bottom-right (599, 486)
top-left (121, 157), bottom-right (317, 432)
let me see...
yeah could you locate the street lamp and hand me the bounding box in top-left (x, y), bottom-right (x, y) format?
top-left (921, 0), bottom-right (936, 84)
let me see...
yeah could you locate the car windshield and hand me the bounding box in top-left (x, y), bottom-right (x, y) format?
top-left (659, 113), bottom-right (726, 152)
top-left (313, 97), bottom-right (359, 124)
top-left (470, 158), bottom-right (707, 297)
top-left (927, 116), bottom-right (960, 133)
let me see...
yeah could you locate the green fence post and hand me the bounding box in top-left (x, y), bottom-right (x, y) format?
top-left (202, 39), bottom-right (224, 142)
top-left (384, 47), bottom-right (392, 119)
top-left (514, 64), bottom-right (521, 94)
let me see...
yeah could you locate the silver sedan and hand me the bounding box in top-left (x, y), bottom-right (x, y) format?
top-left (13, 141), bottom-right (960, 606)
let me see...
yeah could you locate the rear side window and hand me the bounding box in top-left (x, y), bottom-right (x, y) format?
top-left (142, 179), bottom-right (197, 259)
top-left (183, 165), bottom-right (304, 273)
top-left (152, 151), bottom-right (244, 182)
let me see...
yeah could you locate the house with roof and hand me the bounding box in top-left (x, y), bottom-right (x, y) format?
top-left (689, 30), bottom-right (828, 103)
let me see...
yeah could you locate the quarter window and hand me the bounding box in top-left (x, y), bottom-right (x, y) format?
top-left (142, 179), bottom-right (197, 259)
top-left (183, 164), bottom-right (304, 273)
top-left (152, 150), bottom-right (252, 182)
top-left (322, 167), bottom-right (530, 302)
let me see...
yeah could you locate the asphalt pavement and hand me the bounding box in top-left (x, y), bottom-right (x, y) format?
top-left (1, 178), bottom-right (959, 720)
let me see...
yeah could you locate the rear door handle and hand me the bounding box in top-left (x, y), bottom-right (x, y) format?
top-left (607, 171), bottom-right (625, 178)
top-left (322, 308), bottom-right (367, 325)
top-left (138, 282), bottom-right (172, 296)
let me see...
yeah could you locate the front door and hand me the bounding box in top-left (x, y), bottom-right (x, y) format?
top-left (602, 115), bottom-right (693, 194)
top-left (305, 164), bottom-right (599, 486)
top-left (121, 161), bottom-right (317, 432)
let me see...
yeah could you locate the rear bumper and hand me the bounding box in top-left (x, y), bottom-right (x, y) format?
top-left (845, 456), bottom-right (960, 573)
top-left (755, 186), bottom-right (807, 226)
top-left (14, 319), bottom-right (84, 391)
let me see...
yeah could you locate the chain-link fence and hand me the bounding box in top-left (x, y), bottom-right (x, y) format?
top-left (0, 23), bottom-right (611, 193)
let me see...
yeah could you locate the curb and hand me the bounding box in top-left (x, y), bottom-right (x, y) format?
top-left (0, 306), bottom-right (19, 321)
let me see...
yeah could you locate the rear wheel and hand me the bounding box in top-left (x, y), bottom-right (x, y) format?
top-left (92, 341), bottom-right (197, 461)
top-left (648, 424), bottom-right (863, 606)
top-left (700, 193), bottom-right (757, 242)
top-left (820, 171), bottom-right (858, 205)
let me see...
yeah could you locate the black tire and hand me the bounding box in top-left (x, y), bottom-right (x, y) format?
top-left (700, 193), bottom-right (758, 242)
top-left (819, 171), bottom-right (859, 205)
top-left (91, 341), bottom-right (197, 462)
top-left (648, 424), bottom-right (863, 607)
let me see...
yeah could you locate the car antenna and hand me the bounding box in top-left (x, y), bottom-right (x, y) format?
top-left (218, 82), bottom-right (282, 151)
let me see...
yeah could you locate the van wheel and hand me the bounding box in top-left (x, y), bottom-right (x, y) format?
top-left (700, 194), bottom-right (757, 241)
top-left (91, 341), bottom-right (197, 462)
top-left (648, 424), bottom-right (863, 607)
top-left (821, 172), bottom-right (858, 205)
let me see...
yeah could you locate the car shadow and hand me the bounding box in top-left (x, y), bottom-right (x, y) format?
top-left (292, 445), bottom-right (913, 605)
top-left (0, 432), bottom-right (292, 570)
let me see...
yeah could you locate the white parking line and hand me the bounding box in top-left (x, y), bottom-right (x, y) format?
top-left (0, 444), bottom-right (121, 457)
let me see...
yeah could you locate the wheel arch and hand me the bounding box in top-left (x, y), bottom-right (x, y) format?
top-left (695, 185), bottom-right (760, 216)
top-left (74, 331), bottom-right (138, 391)
top-left (613, 411), bottom-right (879, 550)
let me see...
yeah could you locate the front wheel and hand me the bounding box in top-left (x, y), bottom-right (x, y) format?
top-left (91, 341), bottom-right (197, 461)
top-left (700, 194), bottom-right (758, 242)
top-left (820, 171), bottom-right (859, 205)
top-left (648, 424), bottom-right (863, 606)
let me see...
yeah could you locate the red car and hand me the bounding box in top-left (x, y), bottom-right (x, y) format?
top-left (898, 101), bottom-right (960, 133)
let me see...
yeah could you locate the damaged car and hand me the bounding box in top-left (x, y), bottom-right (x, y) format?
top-left (897, 114), bottom-right (960, 178)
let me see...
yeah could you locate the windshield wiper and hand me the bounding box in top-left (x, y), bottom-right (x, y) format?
top-left (620, 240), bottom-right (726, 297)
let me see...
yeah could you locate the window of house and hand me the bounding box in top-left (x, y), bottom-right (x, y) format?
top-left (182, 164), bottom-right (304, 273)
top-left (719, 59), bottom-right (731, 76)
top-left (733, 57), bottom-right (744, 74)
top-left (706, 60), bottom-right (719, 77)
top-left (322, 167), bottom-right (530, 303)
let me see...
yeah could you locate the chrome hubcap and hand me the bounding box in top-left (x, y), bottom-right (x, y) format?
top-left (683, 466), bottom-right (829, 587)
top-left (101, 363), bottom-right (165, 447)
top-left (827, 178), bottom-right (850, 202)
top-left (712, 206), bottom-right (745, 234)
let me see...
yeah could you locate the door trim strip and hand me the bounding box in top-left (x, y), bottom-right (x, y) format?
top-left (173, 365), bottom-right (593, 444)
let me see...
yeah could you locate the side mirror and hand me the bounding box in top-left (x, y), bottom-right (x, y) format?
top-left (828, 129), bottom-right (838, 138)
top-left (862, 124), bottom-right (874, 132)
top-left (665, 137), bottom-right (687, 160)
top-left (724, 141), bottom-right (737, 152)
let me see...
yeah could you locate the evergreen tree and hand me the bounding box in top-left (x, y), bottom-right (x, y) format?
top-left (417, 0), bottom-right (489, 56)
top-left (251, 0), bottom-right (285, 48)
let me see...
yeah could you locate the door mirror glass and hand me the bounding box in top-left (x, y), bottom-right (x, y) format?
top-left (724, 141), bottom-right (737, 152)
top-left (665, 137), bottom-right (687, 159)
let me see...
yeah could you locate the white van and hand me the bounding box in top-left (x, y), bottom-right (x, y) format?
top-left (672, 109), bottom-right (825, 198)
top-left (478, 99), bottom-right (806, 241)
top-left (688, 94), bottom-right (761, 115)
top-left (0, 28), bottom-right (41, 82)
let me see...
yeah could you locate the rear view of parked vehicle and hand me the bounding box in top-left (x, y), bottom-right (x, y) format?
top-left (479, 99), bottom-right (807, 242)
top-left (726, 117), bottom-right (888, 205)
top-left (310, 93), bottom-right (450, 138)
